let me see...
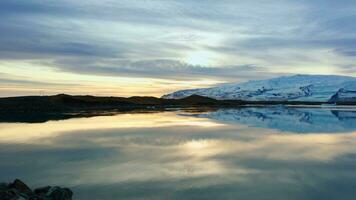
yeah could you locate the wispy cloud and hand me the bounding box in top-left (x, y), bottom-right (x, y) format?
top-left (49, 58), bottom-right (278, 81)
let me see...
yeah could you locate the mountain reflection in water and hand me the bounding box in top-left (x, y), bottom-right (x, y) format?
top-left (1, 107), bottom-right (356, 200)
top-left (187, 106), bottom-right (356, 133)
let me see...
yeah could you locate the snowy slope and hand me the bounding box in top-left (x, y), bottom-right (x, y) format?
top-left (162, 74), bottom-right (356, 102)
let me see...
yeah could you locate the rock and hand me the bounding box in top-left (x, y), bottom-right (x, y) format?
top-left (9, 179), bottom-right (33, 196)
top-left (34, 186), bottom-right (51, 195)
top-left (329, 88), bottom-right (356, 104)
top-left (0, 190), bottom-right (18, 200)
top-left (0, 180), bottom-right (73, 200)
top-left (47, 187), bottom-right (73, 200)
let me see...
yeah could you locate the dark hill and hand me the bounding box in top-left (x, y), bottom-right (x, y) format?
top-left (0, 94), bottom-right (236, 114)
top-left (1, 93), bottom-right (350, 116)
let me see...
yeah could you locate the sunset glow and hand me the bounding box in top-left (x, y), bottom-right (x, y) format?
top-left (0, 1), bottom-right (355, 97)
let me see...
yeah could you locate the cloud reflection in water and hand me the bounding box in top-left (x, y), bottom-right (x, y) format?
top-left (0, 108), bottom-right (356, 200)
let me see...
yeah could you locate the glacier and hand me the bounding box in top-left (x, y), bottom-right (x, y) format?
top-left (162, 74), bottom-right (356, 102)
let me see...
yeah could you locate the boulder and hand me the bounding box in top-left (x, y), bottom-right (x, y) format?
top-left (47, 187), bottom-right (73, 200)
top-left (0, 190), bottom-right (18, 200)
top-left (34, 186), bottom-right (51, 195)
top-left (0, 179), bottom-right (73, 200)
top-left (9, 179), bottom-right (33, 197)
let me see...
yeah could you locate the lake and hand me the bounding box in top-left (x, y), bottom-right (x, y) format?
top-left (1, 106), bottom-right (356, 200)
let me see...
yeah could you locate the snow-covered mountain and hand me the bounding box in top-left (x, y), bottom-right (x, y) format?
top-left (162, 74), bottom-right (356, 102)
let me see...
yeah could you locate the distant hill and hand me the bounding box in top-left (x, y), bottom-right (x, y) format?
top-left (0, 94), bottom-right (236, 114)
top-left (163, 74), bottom-right (356, 103)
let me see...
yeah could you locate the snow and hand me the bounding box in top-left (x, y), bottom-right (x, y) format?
top-left (162, 74), bottom-right (356, 102)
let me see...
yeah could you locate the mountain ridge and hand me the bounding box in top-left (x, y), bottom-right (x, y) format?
top-left (162, 74), bottom-right (356, 102)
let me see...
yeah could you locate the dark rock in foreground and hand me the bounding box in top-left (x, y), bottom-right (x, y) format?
top-left (0, 179), bottom-right (73, 200)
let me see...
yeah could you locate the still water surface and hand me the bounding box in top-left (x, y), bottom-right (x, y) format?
top-left (1, 107), bottom-right (356, 200)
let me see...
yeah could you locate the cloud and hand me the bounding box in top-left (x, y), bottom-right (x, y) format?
top-left (49, 58), bottom-right (280, 82)
top-left (0, 72), bottom-right (77, 87)
top-left (0, 78), bottom-right (77, 87)
top-left (0, 0), bottom-right (356, 97)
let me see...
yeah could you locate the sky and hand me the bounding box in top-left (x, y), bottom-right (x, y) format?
top-left (0, 0), bottom-right (356, 97)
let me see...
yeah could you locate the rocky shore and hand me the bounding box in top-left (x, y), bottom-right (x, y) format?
top-left (0, 179), bottom-right (73, 200)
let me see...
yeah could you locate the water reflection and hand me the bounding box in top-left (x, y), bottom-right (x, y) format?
top-left (189, 106), bottom-right (356, 133)
top-left (0, 112), bottom-right (223, 143)
top-left (1, 108), bottom-right (356, 200)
